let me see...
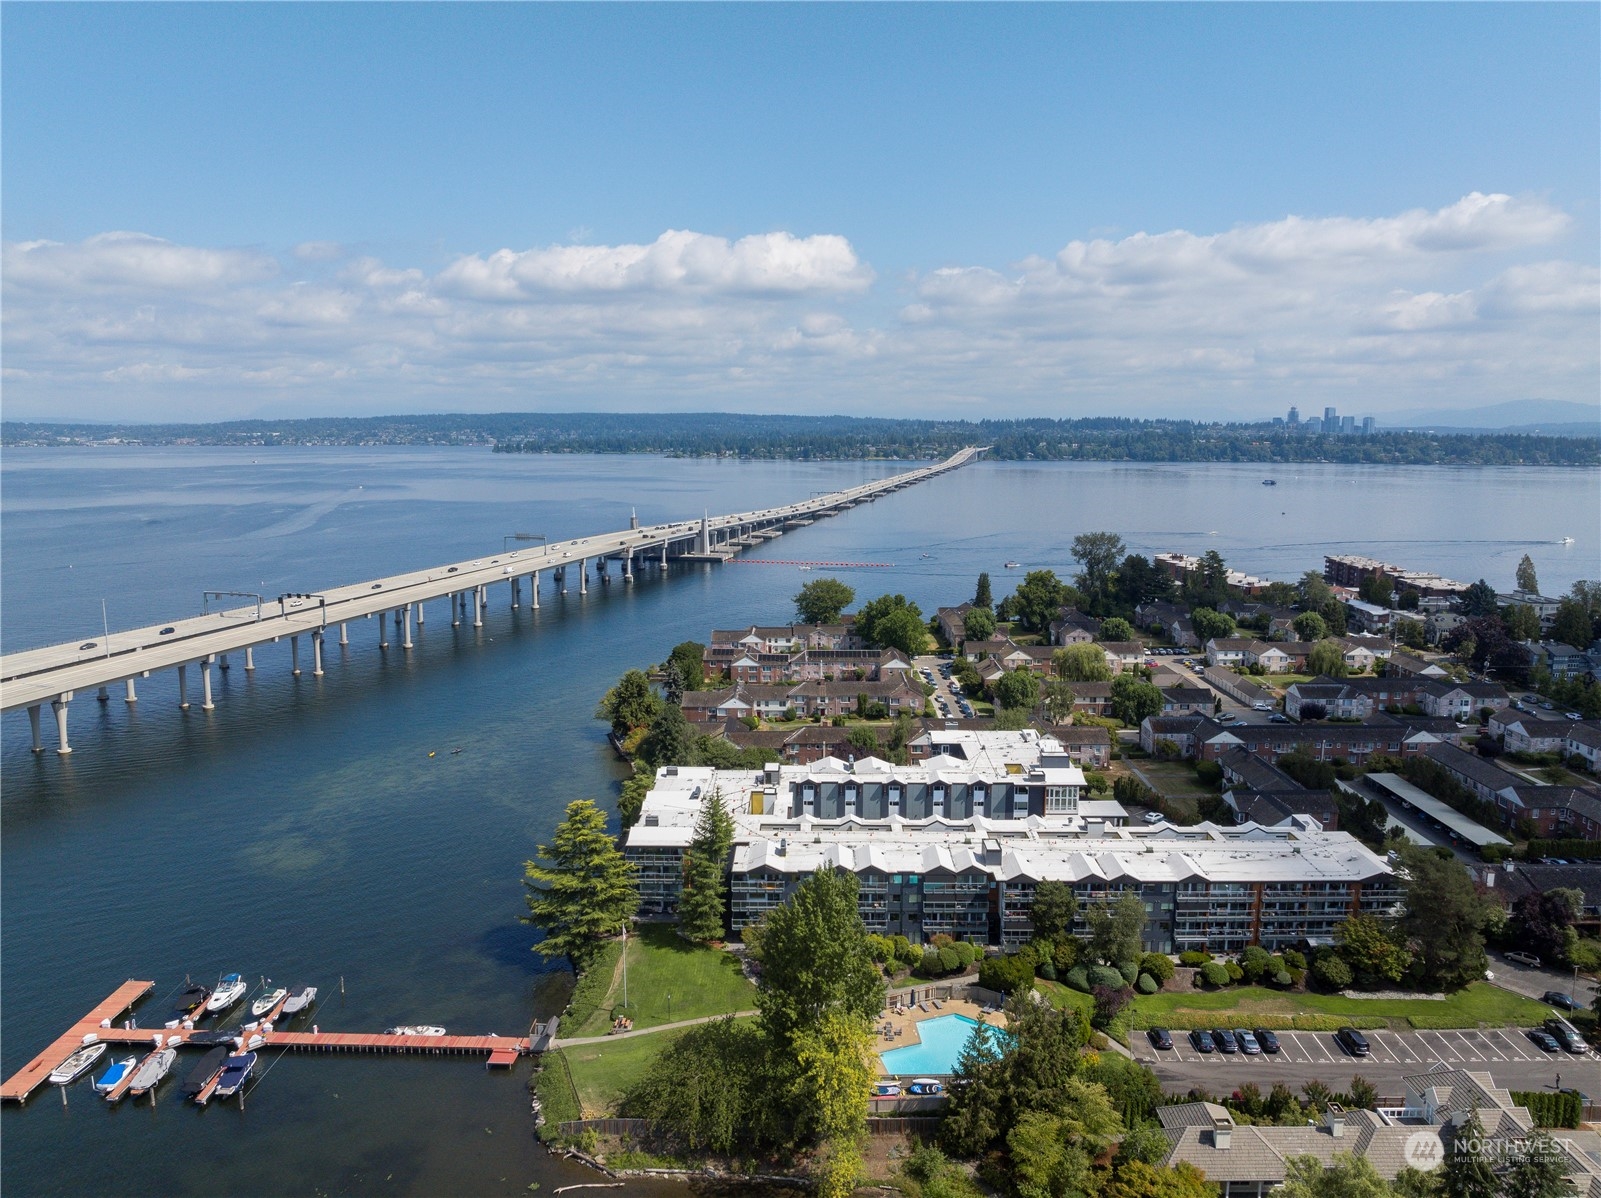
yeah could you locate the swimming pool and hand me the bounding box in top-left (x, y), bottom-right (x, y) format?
top-left (879, 1013), bottom-right (1004, 1076)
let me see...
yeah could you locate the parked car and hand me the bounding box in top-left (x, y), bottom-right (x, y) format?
top-left (1269, 713), bottom-right (1290, 723)
top-left (1545, 1017), bottom-right (1588, 1054)
top-left (1190, 1029), bottom-right (1216, 1054)
top-left (1504, 951), bottom-right (1542, 968)
top-left (1253, 1028), bottom-right (1281, 1054)
top-left (1527, 1030), bottom-right (1561, 1053)
top-left (1252, 700), bottom-right (1274, 712)
top-left (1336, 1027), bottom-right (1371, 1056)
top-left (1543, 991), bottom-right (1580, 1011)
top-left (1148, 1028), bottom-right (1174, 1051)
top-left (1234, 1029), bottom-right (1261, 1055)
top-left (1213, 1029), bottom-right (1239, 1054)
top-left (1142, 811), bottom-right (1165, 825)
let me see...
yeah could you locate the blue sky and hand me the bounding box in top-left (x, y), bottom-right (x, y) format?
top-left (3, 3), bottom-right (1597, 423)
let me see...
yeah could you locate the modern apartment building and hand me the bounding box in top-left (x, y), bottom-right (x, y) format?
top-left (622, 729), bottom-right (1398, 952)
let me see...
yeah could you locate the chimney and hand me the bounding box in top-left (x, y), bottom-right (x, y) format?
top-left (1212, 1118), bottom-right (1232, 1150)
top-left (1325, 1103), bottom-right (1345, 1138)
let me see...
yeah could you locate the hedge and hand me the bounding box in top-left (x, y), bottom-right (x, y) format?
top-left (1511, 1090), bottom-right (1581, 1128)
top-left (1124, 1011), bottom-right (1390, 1032)
top-left (1525, 839), bottom-right (1601, 861)
top-left (533, 1051), bottom-right (583, 1138)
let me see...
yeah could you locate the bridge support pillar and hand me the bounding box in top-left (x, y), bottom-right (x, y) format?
top-left (511, 577), bottom-right (520, 608)
top-left (580, 559), bottom-right (588, 595)
top-left (417, 600), bottom-right (425, 627)
top-left (661, 542), bottom-right (669, 570)
top-left (178, 665), bottom-right (189, 710)
top-left (201, 657), bottom-right (215, 710)
top-left (532, 572), bottom-right (540, 608)
top-left (624, 551), bottom-right (634, 584)
top-left (98, 686), bottom-right (110, 703)
top-left (245, 647), bottom-right (255, 671)
top-left (125, 678), bottom-right (137, 704)
top-left (52, 697), bottom-right (71, 755)
top-left (291, 636), bottom-right (301, 676)
top-left (403, 605), bottom-right (414, 650)
top-left (473, 586), bottom-right (484, 628)
top-left (219, 653), bottom-right (230, 671)
top-left (451, 592), bottom-right (461, 627)
top-left (379, 613), bottom-right (389, 649)
top-left (28, 704), bottom-right (42, 753)
top-left (312, 631), bottom-right (324, 676)
top-left (339, 622), bottom-right (348, 646)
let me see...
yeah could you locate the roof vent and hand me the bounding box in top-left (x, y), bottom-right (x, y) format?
top-left (1212, 1118), bottom-right (1232, 1150)
top-left (644, 814), bottom-right (659, 827)
top-left (1325, 1103), bottom-right (1345, 1138)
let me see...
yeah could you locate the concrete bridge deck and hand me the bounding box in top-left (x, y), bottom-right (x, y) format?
top-left (1, 447), bottom-right (981, 751)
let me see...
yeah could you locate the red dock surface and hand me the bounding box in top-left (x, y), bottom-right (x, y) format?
top-left (0, 980), bottom-right (155, 1104)
top-left (3, 981), bottom-right (530, 1104)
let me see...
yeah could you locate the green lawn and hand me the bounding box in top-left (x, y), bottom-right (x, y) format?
top-left (1123, 982), bottom-right (1552, 1031)
top-left (1135, 761), bottom-right (1214, 799)
top-left (568, 922), bottom-right (756, 1038)
top-left (562, 1027), bottom-right (690, 1116)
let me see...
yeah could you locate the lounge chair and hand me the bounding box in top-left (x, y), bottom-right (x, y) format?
top-left (933, 1000), bottom-right (943, 1009)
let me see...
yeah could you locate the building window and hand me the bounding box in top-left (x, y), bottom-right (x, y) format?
top-left (1046, 786), bottom-right (1072, 813)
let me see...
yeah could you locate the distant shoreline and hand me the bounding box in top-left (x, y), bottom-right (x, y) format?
top-left (3, 411), bottom-right (1596, 467)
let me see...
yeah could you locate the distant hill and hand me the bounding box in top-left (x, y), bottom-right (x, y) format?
top-left (1382, 399), bottom-right (1600, 432)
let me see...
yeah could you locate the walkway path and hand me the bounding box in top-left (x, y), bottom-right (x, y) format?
top-left (552, 1010), bottom-right (758, 1049)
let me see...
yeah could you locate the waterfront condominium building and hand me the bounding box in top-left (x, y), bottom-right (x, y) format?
top-left (622, 728), bottom-right (1399, 952)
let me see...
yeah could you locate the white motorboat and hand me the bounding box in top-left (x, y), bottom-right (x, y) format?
top-left (384, 1025), bottom-right (447, 1037)
top-left (205, 973), bottom-right (247, 1013)
top-left (127, 1047), bottom-right (178, 1096)
top-left (49, 1042), bottom-right (107, 1085)
top-left (280, 985), bottom-right (317, 1014)
top-left (93, 1056), bottom-right (137, 1095)
top-left (251, 988), bottom-right (288, 1017)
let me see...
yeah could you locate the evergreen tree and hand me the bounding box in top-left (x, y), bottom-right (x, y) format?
top-left (941, 1017), bottom-right (1005, 1156)
top-left (523, 799), bottom-right (639, 970)
top-left (678, 787), bottom-right (735, 942)
top-left (1030, 880), bottom-right (1079, 942)
top-left (974, 572), bottom-right (994, 609)
top-left (640, 703), bottom-right (696, 768)
top-left (1501, 1131), bottom-right (1578, 1198)
top-left (660, 662), bottom-right (687, 706)
top-left (1440, 1111), bottom-right (1498, 1198)
top-left (1396, 845), bottom-right (1489, 990)
top-left (1516, 555), bottom-right (1540, 594)
top-left (795, 578), bottom-right (856, 624)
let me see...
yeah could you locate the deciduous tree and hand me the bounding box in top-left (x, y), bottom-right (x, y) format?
top-left (1086, 892), bottom-right (1146, 967)
top-left (1099, 617), bottom-right (1135, 642)
top-left (1111, 675), bottom-right (1163, 725)
top-left (667, 641), bottom-right (706, 687)
top-left (963, 606), bottom-right (997, 642)
top-left (1293, 611), bottom-right (1329, 642)
top-left (1334, 913), bottom-right (1412, 985)
top-left (523, 800), bottom-right (639, 970)
top-left (794, 578), bottom-right (855, 624)
top-left (1191, 607), bottom-right (1236, 642)
top-left (1012, 570), bottom-right (1072, 633)
top-left (597, 669), bottom-right (664, 736)
top-left (1308, 639), bottom-right (1349, 678)
top-left (1072, 531), bottom-right (1127, 605)
top-left (1055, 642), bottom-right (1113, 682)
top-left (1550, 599), bottom-right (1595, 652)
top-left (994, 667), bottom-right (1041, 712)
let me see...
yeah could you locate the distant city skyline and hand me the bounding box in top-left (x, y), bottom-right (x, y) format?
top-left (2, 4), bottom-right (1597, 423)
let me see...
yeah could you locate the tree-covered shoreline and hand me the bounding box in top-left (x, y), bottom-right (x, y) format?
top-left (5, 411), bottom-right (1596, 466)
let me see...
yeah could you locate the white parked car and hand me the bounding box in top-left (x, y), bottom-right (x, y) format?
top-left (1142, 811), bottom-right (1165, 825)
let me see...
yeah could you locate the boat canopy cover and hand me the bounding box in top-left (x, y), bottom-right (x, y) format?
top-left (181, 1047), bottom-right (228, 1095)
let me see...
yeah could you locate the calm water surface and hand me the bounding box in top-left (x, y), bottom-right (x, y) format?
top-left (3, 449), bottom-right (1597, 1197)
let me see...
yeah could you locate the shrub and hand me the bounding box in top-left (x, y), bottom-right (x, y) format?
top-left (1140, 953), bottom-right (1175, 984)
top-left (1282, 949), bottom-right (1307, 970)
top-left (1091, 984), bottom-right (1134, 1029)
top-left (1117, 959), bottom-right (1141, 986)
top-left (938, 946), bottom-right (961, 974)
top-left (1037, 961), bottom-right (1058, 981)
top-left (1225, 962), bottom-right (1244, 983)
top-left (917, 949), bottom-right (944, 978)
top-left (864, 934), bottom-right (892, 963)
top-left (1179, 950), bottom-right (1212, 967)
top-left (1136, 972), bottom-right (1158, 994)
top-left (1272, 970), bottom-right (1293, 987)
top-left (1199, 961), bottom-right (1230, 987)
top-left (1063, 965), bottom-right (1091, 993)
top-left (1088, 965), bottom-right (1126, 991)
top-left (978, 952), bottom-right (1035, 995)
top-left (1313, 956), bottom-right (1353, 989)
top-left (1195, 760), bottom-right (1223, 787)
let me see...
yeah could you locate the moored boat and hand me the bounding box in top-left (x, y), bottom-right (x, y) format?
top-left (206, 973), bottom-right (247, 1013)
top-left (164, 983), bottom-right (211, 1028)
top-left (1004, 561), bottom-right (1021, 568)
top-left (384, 1025), bottom-right (447, 1037)
top-left (251, 988), bottom-right (288, 1017)
top-left (93, 1056), bottom-right (137, 1095)
top-left (50, 1042), bottom-right (108, 1085)
top-left (213, 1052), bottom-right (256, 1099)
top-left (127, 1047), bottom-right (178, 1096)
top-left (280, 985), bottom-right (317, 1014)
top-left (181, 1046), bottom-right (229, 1099)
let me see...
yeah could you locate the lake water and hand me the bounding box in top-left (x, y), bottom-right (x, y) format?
top-left (2, 449), bottom-right (1597, 1197)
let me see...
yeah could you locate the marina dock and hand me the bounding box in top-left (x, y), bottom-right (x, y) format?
top-left (2, 981), bottom-right (534, 1105)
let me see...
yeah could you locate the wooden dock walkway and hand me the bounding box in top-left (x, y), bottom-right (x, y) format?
top-left (2, 981), bottom-right (532, 1105)
top-left (0, 980), bottom-right (154, 1104)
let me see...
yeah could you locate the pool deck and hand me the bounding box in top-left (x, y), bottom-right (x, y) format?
top-left (874, 997), bottom-right (1008, 1071)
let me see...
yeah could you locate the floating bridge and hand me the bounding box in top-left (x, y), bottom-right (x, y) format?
top-left (1, 447), bottom-right (982, 754)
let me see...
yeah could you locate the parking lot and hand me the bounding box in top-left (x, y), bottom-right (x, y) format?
top-left (1135, 1025), bottom-right (1593, 1070)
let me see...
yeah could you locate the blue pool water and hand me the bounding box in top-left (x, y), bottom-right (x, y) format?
top-left (879, 1013), bottom-right (1001, 1076)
